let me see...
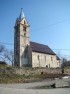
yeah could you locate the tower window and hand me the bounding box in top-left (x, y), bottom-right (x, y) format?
top-left (23, 26), bottom-right (26, 31)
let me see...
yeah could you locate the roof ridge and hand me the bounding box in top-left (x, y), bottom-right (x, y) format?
top-left (30, 41), bottom-right (48, 47)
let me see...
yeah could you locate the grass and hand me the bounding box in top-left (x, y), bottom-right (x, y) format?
top-left (0, 73), bottom-right (66, 84)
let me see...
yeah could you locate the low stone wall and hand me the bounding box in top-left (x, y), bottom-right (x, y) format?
top-left (15, 68), bottom-right (62, 75)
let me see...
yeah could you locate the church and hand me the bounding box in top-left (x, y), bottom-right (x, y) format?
top-left (14, 9), bottom-right (60, 68)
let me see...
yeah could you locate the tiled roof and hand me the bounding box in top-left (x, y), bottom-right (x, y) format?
top-left (30, 41), bottom-right (56, 55)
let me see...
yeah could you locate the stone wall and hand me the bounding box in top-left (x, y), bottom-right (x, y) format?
top-left (64, 68), bottom-right (70, 74)
top-left (15, 68), bottom-right (62, 75)
top-left (32, 52), bottom-right (60, 68)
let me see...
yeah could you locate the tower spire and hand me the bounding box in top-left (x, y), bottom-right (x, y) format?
top-left (19, 8), bottom-right (25, 21)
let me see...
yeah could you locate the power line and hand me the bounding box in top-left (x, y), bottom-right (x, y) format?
top-left (0, 42), bottom-right (13, 45)
top-left (0, 19), bottom-right (70, 46)
top-left (53, 49), bottom-right (70, 50)
top-left (0, 42), bottom-right (70, 51)
top-left (31, 18), bottom-right (70, 32)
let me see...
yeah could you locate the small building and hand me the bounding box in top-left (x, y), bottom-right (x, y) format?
top-left (14, 9), bottom-right (60, 68)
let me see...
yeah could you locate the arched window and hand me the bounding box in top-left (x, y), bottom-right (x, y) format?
top-left (38, 55), bottom-right (39, 60)
top-left (51, 56), bottom-right (52, 61)
top-left (45, 56), bottom-right (46, 61)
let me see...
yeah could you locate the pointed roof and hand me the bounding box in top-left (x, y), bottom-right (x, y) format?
top-left (19, 8), bottom-right (25, 21)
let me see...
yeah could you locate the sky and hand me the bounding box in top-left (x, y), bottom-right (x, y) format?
top-left (0, 0), bottom-right (70, 60)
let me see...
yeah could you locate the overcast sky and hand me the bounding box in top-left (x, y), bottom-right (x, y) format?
top-left (0, 0), bottom-right (70, 59)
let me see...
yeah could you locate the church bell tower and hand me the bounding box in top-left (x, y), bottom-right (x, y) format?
top-left (14, 9), bottom-right (30, 67)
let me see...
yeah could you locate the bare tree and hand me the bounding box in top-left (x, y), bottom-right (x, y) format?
top-left (0, 44), bottom-right (5, 53)
top-left (0, 44), bottom-right (6, 62)
top-left (4, 50), bottom-right (14, 66)
top-left (0, 44), bottom-right (14, 66)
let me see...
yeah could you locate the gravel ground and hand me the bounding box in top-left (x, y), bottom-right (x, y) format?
top-left (0, 76), bottom-right (70, 94)
top-left (0, 87), bottom-right (70, 94)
